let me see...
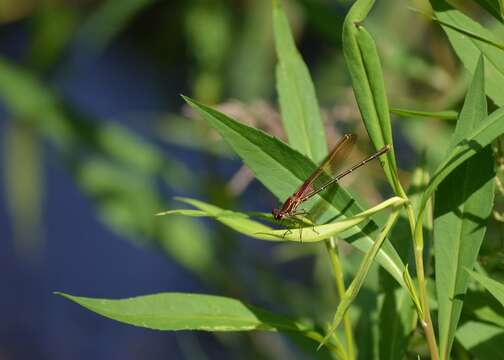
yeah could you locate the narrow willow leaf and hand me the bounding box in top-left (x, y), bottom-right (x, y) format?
top-left (430, 0), bottom-right (504, 106)
top-left (466, 270), bottom-right (504, 306)
top-left (435, 57), bottom-right (495, 360)
top-left (183, 96), bottom-right (407, 287)
top-left (159, 196), bottom-right (406, 243)
top-left (273, 0), bottom-right (327, 162)
top-left (342, 0), bottom-right (401, 195)
top-left (56, 292), bottom-right (308, 332)
top-left (319, 209), bottom-right (400, 349)
top-left (456, 321), bottom-right (504, 359)
top-left (391, 107), bottom-right (458, 120)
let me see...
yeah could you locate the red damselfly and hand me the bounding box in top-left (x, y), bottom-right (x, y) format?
top-left (272, 134), bottom-right (390, 222)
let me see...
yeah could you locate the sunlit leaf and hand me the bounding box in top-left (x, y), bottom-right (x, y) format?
top-left (158, 196), bottom-right (406, 243)
top-left (56, 292), bottom-right (308, 331)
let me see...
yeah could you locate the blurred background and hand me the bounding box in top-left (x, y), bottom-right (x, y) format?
top-left (0, 0), bottom-right (502, 359)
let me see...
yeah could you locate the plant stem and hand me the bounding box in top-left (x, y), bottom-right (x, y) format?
top-left (303, 330), bottom-right (348, 360)
top-left (405, 203), bottom-right (439, 360)
top-left (325, 237), bottom-right (356, 360)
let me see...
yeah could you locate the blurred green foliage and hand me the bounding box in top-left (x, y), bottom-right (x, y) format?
top-left (1, 0), bottom-right (504, 359)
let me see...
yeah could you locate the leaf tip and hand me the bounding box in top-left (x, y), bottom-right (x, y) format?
top-left (180, 94), bottom-right (194, 106)
top-left (54, 291), bottom-right (73, 301)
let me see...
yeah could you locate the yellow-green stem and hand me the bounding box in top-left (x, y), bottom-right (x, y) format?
top-left (406, 203), bottom-right (439, 360)
top-left (325, 237), bottom-right (356, 360)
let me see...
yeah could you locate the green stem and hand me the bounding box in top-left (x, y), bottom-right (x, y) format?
top-left (325, 237), bottom-right (356, 360)
top-left (406, 203), bottom-right (439, 360)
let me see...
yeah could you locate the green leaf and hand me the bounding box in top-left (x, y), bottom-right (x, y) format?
top-left (416, 105), bottom-right (504, 226)
top-left (273, 0), bottom-right (327, 163)
top-left (342, 0), bottom-right (402, 195)
top-left (319, 209), bottom-right (400, 349)
top-left (456, 321), bottom-right (504, 359)
top-left (463, 290), bottom-right (504, 328)
top-left (183, 95), bottom-right (407, 287)
top-left (56, 292), bottom-right (308, 332)
top-left (58, 291), bottom-right (342, 356)
top-left (466, 270), bottom-right (504, 307)
top-left (434, 57), bottom-right (495, 360)
top-left (390, 107), bottom-right (458, 120)
top-left (430, 0), bottom-right (504, 106)
top-left (158, 196), bottom-right (406, 243)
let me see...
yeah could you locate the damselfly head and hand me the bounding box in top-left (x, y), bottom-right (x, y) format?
top-left (272, 208), bottom-right (284, 221)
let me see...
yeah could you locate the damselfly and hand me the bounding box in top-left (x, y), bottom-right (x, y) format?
top-left (272, 134), bottom-right (390, 222)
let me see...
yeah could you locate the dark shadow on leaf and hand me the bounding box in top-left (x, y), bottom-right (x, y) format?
top-left (309, 184), bottom-right (355, 222)
top-left (465, 331), bottom-right (504, 359)
top-left (435, 146), bottom-right (494, 218)
top-left (344, 221), bottom-right (380, 244)
top-left (243, 304), bottom-right (332, 359)
top-left (452, 209), bottom-right (491, 233)
top-left (461, 290), bottom-right (504, 327)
